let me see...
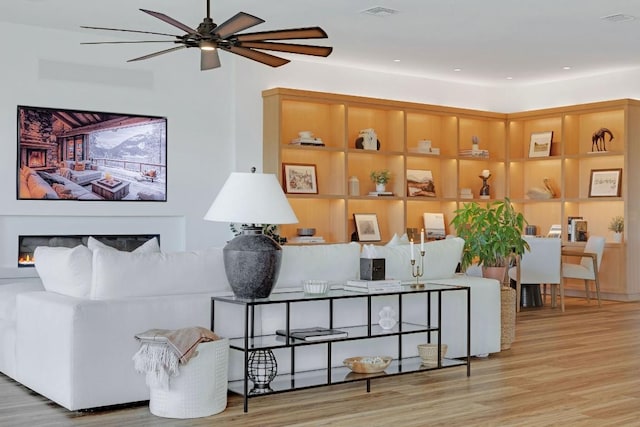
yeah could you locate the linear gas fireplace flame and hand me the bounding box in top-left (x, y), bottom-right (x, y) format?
top-left (18, 234), bottom-right (160, 268)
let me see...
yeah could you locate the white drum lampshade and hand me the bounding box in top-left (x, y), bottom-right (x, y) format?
top-left (204, 170), bottom-right (298, 298)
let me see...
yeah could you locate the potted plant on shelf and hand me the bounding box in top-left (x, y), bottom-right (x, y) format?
top-left (450, 197), bottom-right (530, 282)
top-left (608, 216), bottom-right (624, 242)
top-left (370, 169), bottom-right (391, 193)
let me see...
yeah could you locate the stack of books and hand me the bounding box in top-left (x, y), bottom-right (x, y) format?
top-left (289, 137), bottom-right (325, 146)
top-left (459, 148), bottom-right (489, 158)
top-left (289, 236), bottom-right (326, 244)
top-left (275, 327), bottom-right (347, 341)
top-left (344, 279), bottom-right (402, 293)
top-left (459, 188), bottom-right (473, 199)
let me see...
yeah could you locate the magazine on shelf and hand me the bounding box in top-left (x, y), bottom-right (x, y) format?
top-left (275, 327), bottom-right (348, 341)
top-left (344, 279), bottom-right (402, 293)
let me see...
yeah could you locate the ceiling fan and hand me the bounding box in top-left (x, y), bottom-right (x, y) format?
top-left (81, 0), bottom-right (333, 70)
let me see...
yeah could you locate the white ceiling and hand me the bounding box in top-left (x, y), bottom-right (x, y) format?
top-left (3, 0), bottom-right (640, 86)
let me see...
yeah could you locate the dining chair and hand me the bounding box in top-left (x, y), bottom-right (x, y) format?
top-left (508, 236), bottom-right (562, 312)
top-left (561, 236), bottom-right (606, 309)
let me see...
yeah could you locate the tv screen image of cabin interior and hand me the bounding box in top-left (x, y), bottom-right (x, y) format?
top-left (17, 105), bottom-right (167, 201)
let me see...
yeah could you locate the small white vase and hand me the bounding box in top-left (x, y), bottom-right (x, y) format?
top-left (613, 232), bottom-right (623, 243)
top-left (376, 183), bottom-right (386, 193)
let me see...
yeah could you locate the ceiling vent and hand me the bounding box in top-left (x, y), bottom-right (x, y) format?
top-left (601, 13), bottom-right (636, 23)
top-left (361, 6), bottom-right (399, 17)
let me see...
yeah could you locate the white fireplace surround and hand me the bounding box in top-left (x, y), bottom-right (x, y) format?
top-left (0, 215), bottom-right (185, 283)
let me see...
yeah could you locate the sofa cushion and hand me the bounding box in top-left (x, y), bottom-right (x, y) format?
top-left (26, 173), bottom-right (58, 199)
top-left (276, 243), bottom-right (361, 288)
top-left (367, 237), bottom-right (464, 281)
top-left (34, 245), bottom-right (93, 298)
top-left (90, 248), bottom-right (227, 299)
top-left (87, 236), bottom-right (160, 253)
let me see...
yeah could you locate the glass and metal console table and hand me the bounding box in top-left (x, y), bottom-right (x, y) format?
top-left (211, 283), bottom-right (471, 412)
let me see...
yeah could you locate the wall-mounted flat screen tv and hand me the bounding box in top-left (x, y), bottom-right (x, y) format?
top-left (17, 105), bottom-right (167, 201)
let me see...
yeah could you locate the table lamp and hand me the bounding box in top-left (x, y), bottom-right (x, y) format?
top-left (204, 169), bottom-right (298, 298)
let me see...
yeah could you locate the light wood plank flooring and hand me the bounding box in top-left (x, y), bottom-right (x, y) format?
top-left (1, 297), bottom-right (639, 426)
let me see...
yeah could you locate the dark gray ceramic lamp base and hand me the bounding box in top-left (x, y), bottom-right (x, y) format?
top-left (223, 226), bottom-right (282, 299)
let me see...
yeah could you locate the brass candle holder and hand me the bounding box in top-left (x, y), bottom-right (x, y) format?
top-left (410, 250), bottom-right (426, 289)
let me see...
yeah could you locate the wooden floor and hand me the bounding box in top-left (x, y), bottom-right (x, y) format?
top-left (2, 297), bottom-right (640, 426)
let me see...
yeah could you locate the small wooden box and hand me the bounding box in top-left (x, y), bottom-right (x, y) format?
top-left (360, 258), bottom-right (385, 281)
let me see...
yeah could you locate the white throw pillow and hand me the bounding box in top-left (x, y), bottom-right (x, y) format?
top-left (90, 248), bottom-right (227, 299)
top-left (372, 237), bottom-right (464, 281)
top-left (34, 245), bottom-right (93, 298)
top-left (277, 243), bottom-right (361, 288)
top-left (87, 236), bottom-right (160, 253)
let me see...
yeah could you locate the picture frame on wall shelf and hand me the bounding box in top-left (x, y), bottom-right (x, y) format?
top-left (528, 131), bottom-right (553, 158)
top-left (406, 169), bottom-right (436, 197)
top-left (589, 168), bottom-right (622, 197)
top-left (353, 213), bottom-right (381, 242)
top-left (282, 163), bottom-right (318, 194)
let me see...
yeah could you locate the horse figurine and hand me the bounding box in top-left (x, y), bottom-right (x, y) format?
top-left (591, 128), bottom-right (614, 152)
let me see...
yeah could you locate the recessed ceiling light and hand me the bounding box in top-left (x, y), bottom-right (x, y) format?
top-left (601, 13), bottom-right (636, 23)
top-left (361, 6), bottom-right (399, 17)
top-left (393, 59), bottom-right (401, 62)
top-left (563, 66), bottom-right (572, 70)
top-left (506, 76), bottom-right (513, 80)
top-left (453, 68), bottom-right (462, 72)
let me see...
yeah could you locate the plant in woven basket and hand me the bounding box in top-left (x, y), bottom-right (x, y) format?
top-left (451, 198), bottom-right (530, 271)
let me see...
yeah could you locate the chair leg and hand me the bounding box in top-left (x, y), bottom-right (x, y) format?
top-left (592, 258), bottom-right (602, 308)
top-left (584, 280), bottom-right (591, 303)
top-left (560, 279), bottom-right (565, 312)
top-left (550, 284), bottom-right (557, 308)
top-left (542, 283), bottom-right (547, 305)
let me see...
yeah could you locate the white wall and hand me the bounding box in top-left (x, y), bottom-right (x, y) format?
top-left (3, 22), bottom-right (640, 273)
top-left (0, 22), bottom-right (236, 271)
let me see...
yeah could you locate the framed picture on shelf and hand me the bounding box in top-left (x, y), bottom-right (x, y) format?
top-left (406, 169), bottom-right (436, 197)
top-left (589, 168), bottom-right (622, 197)
top-left (282, 163), bottom-right (318, 194)
top-left (353, 213), bottom-right (381, 242)
top-left (528, 131), bottom-right (553, 158)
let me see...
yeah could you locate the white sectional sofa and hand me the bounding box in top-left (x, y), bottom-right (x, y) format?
top-left (0, 237), bottom-right (500, 411)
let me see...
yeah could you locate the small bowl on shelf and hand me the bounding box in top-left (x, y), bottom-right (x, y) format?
top-left (296, 228), bottom-right (316, 236)
top-left (343, 356), bottom-right (392, 373)
top-left (303, 280), bottom-right (329, 296)
top-left (417, 343), bottom-right (448, 364)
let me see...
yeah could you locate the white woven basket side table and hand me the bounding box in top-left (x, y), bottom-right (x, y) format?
top-left (150, 338), bottom-right (229, 419)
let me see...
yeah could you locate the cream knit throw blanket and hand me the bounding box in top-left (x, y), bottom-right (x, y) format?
top-left (132, 326), bottom-right (220, 389)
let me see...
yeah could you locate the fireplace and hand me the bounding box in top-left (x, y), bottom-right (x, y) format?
top-left (18, 234), bottom-right (160, 267)
top-left (27, 149), bottom-right (47, 168)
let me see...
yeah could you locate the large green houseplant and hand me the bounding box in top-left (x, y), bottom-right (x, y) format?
top-left (451, 198), bottom-right (530, 278)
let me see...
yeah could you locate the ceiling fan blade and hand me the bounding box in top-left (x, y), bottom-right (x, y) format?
top-left (214, 12), bottom-right (264, 39)
top-left (239, 41), bottom-right (332, 57)
top-left (140, 9), bottom-right (197, 34)
top-left (235, 27), bottom-right (328, 42)
top-left (201, 49), bottom-right (221, 70)
top-left (80, 25), bottom-right (179, 38)
top-left (81, 41), bottom-right (176, 45)
top-left (222, 46), bottom-right (290, 67)
top-left (127, 45), bottom-right (187, 62)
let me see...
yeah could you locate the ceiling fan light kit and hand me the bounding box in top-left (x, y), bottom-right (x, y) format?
top-left (81, 0), bottom-right (332, 70)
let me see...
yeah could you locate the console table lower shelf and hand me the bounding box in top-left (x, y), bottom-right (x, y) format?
top-left (229, 356), bottom-right (466, 396)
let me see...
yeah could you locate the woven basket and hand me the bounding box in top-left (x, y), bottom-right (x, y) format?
top-left (149, 338), bottom-right (229, 419)
top-left (417, 343), bottom-right (448, 364)
top-left (501, 286), bottom-right (516, 350)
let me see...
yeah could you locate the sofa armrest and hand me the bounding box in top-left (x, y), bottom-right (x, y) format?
top-left (15, 291), bottom-right (215, 410)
